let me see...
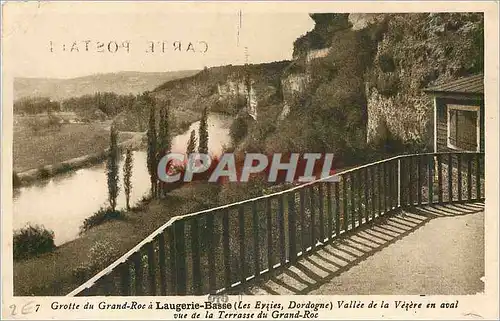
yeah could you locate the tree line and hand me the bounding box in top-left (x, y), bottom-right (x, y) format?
top-left (14, 92), bottom-right (144, 119)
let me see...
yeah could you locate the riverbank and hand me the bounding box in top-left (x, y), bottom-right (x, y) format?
top-left (13, 182), bottom-right (220, 296)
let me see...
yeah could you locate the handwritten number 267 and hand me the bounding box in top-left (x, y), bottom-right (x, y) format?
top-left (9, 302), bottom-right (40, 315)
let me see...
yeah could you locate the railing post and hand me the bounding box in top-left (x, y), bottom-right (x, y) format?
top-left (133, 251), bottom-right (143, 295)
top-left (371, 167), bottom-right (376, 219)
top-left (222, 209), bottom-right (231, 290)
top-left (318, 184), bottom-right (325, 242)
top-left (327, 183), bottom-right (333, 240)
top-left (120, 262), bottom-right (131, 296)
top-left (167, 226), bottom-right (176, 295)
top-left (457, 154), bottom-right (462, 202)
top-left (266, 198), bottom-right (274, 272)
top-left (408, 156), bottom-right (413, 207)
top-left (174, 221), bottom-right (186, 295)
top-left (147, 242), bottom-right (156, 295)
top-left (238, 205), bottom-right (247, 283)
top-left (476, 153), bottom-right (481, 199)
top-left (309, 187), bottom-right (316, 249)
top-left (448, 153), bottom-right (453, 203)
top-left (288, 193), bottom-right (297, 264)
top-left (252, 202), bottom-right (261, 278)
top-left (350, 173), bottom-right (356, 228)
top-left (417, 156), bottom-right (422, 205)
top-left (158, 233), bottom-right (167, 296)
top-left (428, 155), bottom-right (434, 205)
top-left (357, 171), bottom-right (363, 226)
top-left (278, 195), bottom-right (286, 265)
top-left (437, 154), bottom-right (443, 204)
top-left (364, 167), bottom-right (369, 221)
top-left (342, 175), bottom-right (348, 232)
top-left (205, 214), bottom-right (216, 293)
top-left (397, 158), bottom-right (401, 207)
top-left (190, 219), bottom-right (202, 295)
top-left (334, 182), bottom-right (340, 237)
top-left (299, 190), bottom-right (306, 253)
top-left (467, 154), bottom-right (473, 201)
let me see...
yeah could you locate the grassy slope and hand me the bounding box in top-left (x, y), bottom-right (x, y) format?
top-left (13, 183), bottom-right (219, 296)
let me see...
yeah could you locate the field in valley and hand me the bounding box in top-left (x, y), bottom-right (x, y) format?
top-left (13, 114), bottom-right (134, 173)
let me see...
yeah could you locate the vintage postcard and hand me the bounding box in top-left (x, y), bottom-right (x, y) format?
top-left (1, 1), bottom-right (499, 320)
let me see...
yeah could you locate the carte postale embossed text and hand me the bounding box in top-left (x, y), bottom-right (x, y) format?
top-left (48, 40), bottom-right (209, 53)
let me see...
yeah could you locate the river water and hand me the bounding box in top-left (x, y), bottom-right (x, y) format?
top-left (13, 114), bottom-right (232, 246)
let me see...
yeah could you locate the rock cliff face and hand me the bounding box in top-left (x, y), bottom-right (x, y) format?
top-left (362, 13), bottom-right (483, 148)
top-left (152, 13), bottom-right (483, 153)
top-left (152, 62), bottom-right (287, 121)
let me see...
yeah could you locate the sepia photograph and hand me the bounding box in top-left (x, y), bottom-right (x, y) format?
top-left (1, 2), bottom-right (498, 320)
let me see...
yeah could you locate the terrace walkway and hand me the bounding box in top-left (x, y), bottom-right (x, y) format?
top-left (241, 202), bottom-right (484, 295)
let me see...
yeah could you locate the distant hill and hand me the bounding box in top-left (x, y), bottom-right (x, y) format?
top-left (14, 70), bottom-right (200, 101)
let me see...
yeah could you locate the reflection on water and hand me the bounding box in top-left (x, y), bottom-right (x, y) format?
top-left (13, 114), bottom-right (232, 246)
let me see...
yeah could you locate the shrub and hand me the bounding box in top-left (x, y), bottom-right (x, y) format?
top-left (72, 240), bottom-right (120, 283)
top-left (13, 224), bottom-right (56, 260)
top-left (80, 207), bottom-right (124, 233)
top-left (54, 162), bottom-right (73, 175)
top-left (378, 52), bottom-right (396, 72)
top-left (37, 166), bottom-right (51, 179)
top-left (376, 73), bottom-right (400, 97)
top-left (229, 114), bottom-right (253, 146)
top-left (13, 171), bottom-right (21, 188)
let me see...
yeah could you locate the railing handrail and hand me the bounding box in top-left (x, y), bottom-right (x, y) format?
top-left (67, 150), bottom-right (483, 296)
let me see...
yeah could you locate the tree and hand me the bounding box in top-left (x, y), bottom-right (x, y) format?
top-left (186, 129), bottom-right (197, 156)
top-left (198, 107), bottom-right (209, 154)
top-left (157, 100), bottom-right (172, 197)
top-left (123, 148), bottom-right (133, 210)
top-left (107, 124), bottom-right (120, 211)
top-left (146, 94), bottom-right (157, 197)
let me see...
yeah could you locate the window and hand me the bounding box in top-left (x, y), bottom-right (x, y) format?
top-left (447, 104), bottom-right (480, 151)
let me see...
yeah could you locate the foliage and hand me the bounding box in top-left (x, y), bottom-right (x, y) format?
top-left (375, 73), bottom-right (400, 97)
top-left (186, 129), bottom-right (197, 156)
top-left (25, 112), bottom-right (62, 134)
top-left (72, 240), bottom-right (120, 283)
top-left (378, 52), bottom-right (396, 72)
top-left (123, 149), bottom-right (133, 210)
top-left (198, 107), bottom-right (209, 154)
top-left (229, 113), bottom-right (253, 146)
top-left (107, 125), bottom-right (120, 211)
top-left (14, 97), bottom-right (60, 115)
top-left (146, 94), bottom-right (157, 197)
top-left (157, 100), bottom-right (172, 160)
top-left (13, 224), bottom-right (56, 260)
top-left (37, 166), bottom-right (51, 179)
top-left (61, 92), bottom-right (136, 118)
top-left (80, 207), bottom-right (124, 233)
top-left (157, 99), bottom-right (172, 197)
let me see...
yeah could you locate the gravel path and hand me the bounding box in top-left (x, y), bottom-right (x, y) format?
top-left (244, 203), bottom-right (484, 295)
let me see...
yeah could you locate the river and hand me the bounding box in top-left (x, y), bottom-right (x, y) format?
top-left (13, 114), bottom-right (232, 246)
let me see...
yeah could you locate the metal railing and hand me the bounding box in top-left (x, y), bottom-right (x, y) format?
top-left (67, 151), bottom-right (484, 296)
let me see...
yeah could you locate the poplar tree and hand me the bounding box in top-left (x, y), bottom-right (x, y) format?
top-left (123, 148), bottom-right (133, 210)
top-left (198, 107), bottom-right (209, 155)
top-left (157, 100), bottom-right (171, 197)
top-left (186, 129), bottom-right (197, 156)
top-left (146, 94), bottom-right (157, 197)
top-left (107, 124), bottom-right (120, 211)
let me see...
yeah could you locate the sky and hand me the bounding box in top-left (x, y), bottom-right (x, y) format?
top-left (3, 2), bottom-right (315, 79)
